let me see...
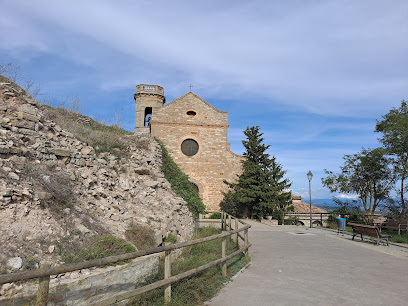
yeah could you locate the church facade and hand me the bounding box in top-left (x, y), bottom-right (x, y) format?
top-left (134, 84), bottom-right (243, 211)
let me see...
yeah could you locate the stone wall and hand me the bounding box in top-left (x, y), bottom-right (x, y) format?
top-left (0, 76), bottom-right (194, 273)
top-left (0, 254), bottom-right (159, 305)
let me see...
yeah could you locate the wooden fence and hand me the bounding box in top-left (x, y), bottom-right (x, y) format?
top-left (0, 212), bottom-right (250, 305)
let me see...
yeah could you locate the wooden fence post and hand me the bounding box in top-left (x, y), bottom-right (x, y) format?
top-left (222, 237), bottom-right (227, 277)
top-left (228, 215), bottom-right (232, 232)
top-left (223, 213), bottom-right (227, 230)
top-left (164, 250), bottom-right (172, 303)
top-left (221, 212), bottom-right (224, 230)
top-left (244, 228), bottom-right (249, 259)
top-left (35, 273), bottom-right (50, 306)
top-left (235, 218), bottom-right (239, 247)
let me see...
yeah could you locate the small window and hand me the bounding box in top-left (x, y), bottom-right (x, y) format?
top-left (181, 139), bottom-right (199, 156)
top-left (186, 110), bottom-right (197, 117)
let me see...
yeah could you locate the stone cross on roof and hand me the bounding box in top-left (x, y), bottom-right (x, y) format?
top-left (189, 84), bottom-right (193, 92)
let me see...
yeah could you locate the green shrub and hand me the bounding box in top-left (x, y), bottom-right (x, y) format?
top-left (209, 212), bottom-right (222, 219)
top-left (156, 138), bottom-right (205, 216)
top-left (125, 222), bottom-right (156, 250)
top-left (283, 218), bottom-right (299, 225)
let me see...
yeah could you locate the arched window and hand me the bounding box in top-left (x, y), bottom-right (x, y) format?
top-left (181, 139), bottom-right (199, 156)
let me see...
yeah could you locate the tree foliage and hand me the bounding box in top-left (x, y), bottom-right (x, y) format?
top-left (375, 100), bottom-right (408, 216)
top-left (322, 148), bottom-right (395, 219)
top-left (220, 126), bottom-right (292, 220)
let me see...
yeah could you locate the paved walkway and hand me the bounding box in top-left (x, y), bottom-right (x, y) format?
top-left (208, 220), bottom-right (408, 306)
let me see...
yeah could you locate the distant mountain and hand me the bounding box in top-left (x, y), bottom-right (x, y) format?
top-left (309, 199), bottom-right (338, 210)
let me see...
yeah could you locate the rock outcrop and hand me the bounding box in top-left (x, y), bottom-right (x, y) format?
top-left (0, 76), bottom-right (194, 271)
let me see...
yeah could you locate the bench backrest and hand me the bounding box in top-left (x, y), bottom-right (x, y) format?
top-left (348, 223), bottom-right (379, 236)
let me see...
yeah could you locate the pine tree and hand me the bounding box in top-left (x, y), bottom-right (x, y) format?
top-left (220, 126), bottom-right (292, 220)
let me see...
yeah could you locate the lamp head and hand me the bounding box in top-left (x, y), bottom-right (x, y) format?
top-left (307, 170), bottom-right (313, 182)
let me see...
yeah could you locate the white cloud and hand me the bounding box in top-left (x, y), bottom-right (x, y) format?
top-left (1, 0), bottom-right (406, 200)
top-left (1, 0), bottom-right (406, 117)
top-left (335, 194), bottom-right (359, 200)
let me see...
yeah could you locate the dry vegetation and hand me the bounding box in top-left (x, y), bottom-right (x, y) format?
top-left (125, 222), bottom-right (157, 250)
top-left (39, 104), bottom-right (142, 161)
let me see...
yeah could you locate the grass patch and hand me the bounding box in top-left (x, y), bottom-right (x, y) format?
top-left (381, 230), bottom-right (408, 244)
top-left (40, 105), bottom-right (139, 160)
top-left (164, 233), bottom-right (177, 244)
top-left (129, 227), bottom-right (250, 306)
top-left (155, 138), bottom-right (206, 216)
top-left (57, 235), bottom-right (136, 265)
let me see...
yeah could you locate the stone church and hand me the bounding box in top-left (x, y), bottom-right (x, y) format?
top-left (134, 84), bottom-right (243, 211)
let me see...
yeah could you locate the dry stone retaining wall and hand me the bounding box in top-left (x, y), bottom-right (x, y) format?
top-left (0, 77), bottom-right (194, 297)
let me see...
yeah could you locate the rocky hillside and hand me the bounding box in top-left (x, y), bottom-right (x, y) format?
top-left (0, 75), bottom-right (194, 271)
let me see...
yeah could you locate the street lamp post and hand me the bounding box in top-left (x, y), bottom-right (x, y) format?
top-left (307, 170), bottom-right (313, 228)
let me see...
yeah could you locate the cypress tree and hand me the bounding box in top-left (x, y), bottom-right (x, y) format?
top-left (221, 126), bottom-right (292, 220)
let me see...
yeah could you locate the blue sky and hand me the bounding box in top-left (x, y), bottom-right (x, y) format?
top-left (1, 0), bottom-right (407, 199)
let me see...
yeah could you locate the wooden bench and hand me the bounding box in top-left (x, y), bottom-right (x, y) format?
top-left (373, 216), bottom-right (387, 227)
top-left (348, 222), bottom-right (392, 246)
top-left (381, 218), bottom-right (408, 235)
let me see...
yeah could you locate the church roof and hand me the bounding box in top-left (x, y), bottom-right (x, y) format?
top-left (165, 92), bottom-right (227, 114)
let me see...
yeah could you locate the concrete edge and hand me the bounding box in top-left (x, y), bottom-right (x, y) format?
top-left (204, 260), bottom-right (252, 305)
top-left (230, 261), bottom-right (252, 281)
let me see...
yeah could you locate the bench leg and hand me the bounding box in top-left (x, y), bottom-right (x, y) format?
top-left (377, 238), bottom-right (380, 245)
top-left (361, 233), bottom-right (363, 241)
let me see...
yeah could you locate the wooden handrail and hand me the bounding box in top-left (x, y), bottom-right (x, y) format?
top-left (284, 212), bottom-right (384, 216)
top-left (0, 212), bottom-right (251, 305)
top-left (93, 243), bottom-right (252, 306)
top-left (0, 224), bottom-right (250, 285)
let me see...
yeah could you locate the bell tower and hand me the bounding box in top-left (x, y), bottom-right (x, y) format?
top-left (133, 84), bottom-right (165, 134)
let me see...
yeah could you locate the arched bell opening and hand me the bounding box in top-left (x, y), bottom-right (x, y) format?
top-left (144, 107), bottom-right (152, 126)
